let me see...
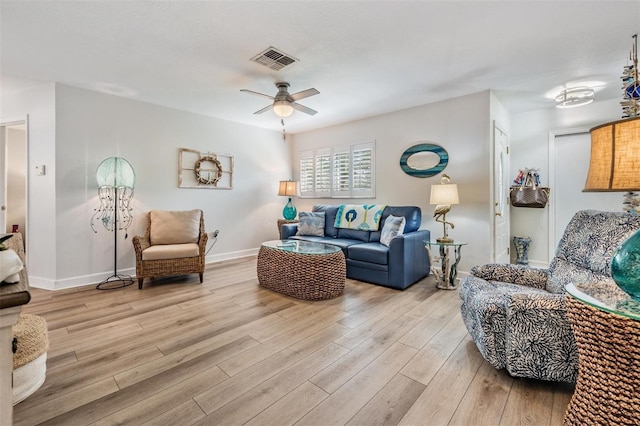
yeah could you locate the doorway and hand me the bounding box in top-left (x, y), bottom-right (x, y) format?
top-left (0, 116), bottom-right (28, 257)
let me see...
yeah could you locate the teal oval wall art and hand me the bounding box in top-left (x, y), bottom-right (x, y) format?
top-left (400, 143), bottom-right (449, 178)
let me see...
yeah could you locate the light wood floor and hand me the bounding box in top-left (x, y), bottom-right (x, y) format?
top-left (15, 257), bottom-right (574, 425)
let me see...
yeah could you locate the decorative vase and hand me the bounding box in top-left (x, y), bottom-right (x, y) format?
top-left (282, 198), bottom-right (297, 220)
top-left (513, 235), bottom-right (531, 266)
top-left (611, 229), bottom-right (640, 301)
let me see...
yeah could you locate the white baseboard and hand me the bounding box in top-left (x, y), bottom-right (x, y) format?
top-left (29, 248), bottom-right (260, 291)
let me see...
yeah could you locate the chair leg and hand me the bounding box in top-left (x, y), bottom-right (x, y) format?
top-left (199, 273), bottom-right (203, 283)
top-left (138, 278), bottom-right (144, 289)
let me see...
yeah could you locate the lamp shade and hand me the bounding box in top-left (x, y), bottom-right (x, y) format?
top-left (430, 183), bottom-right (459, 205)
top-left (278, 180), bottom-right (298, 196)
top-left (583, 117), bottom-right (640, 191)
top-left (96, 157), bottom-right (136, 188)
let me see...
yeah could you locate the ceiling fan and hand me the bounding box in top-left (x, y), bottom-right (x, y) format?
top-left (241, 82), bottom-right (319, 117)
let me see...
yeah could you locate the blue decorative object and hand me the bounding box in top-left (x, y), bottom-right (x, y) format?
top-left (513, 235), bottom-right (531, 266)
top-left (399, 143), bottom-right (449, 178)
top-left (282, 199), bottom-right (297, 220)
top-left (611, 229), bottom-right (640, 301)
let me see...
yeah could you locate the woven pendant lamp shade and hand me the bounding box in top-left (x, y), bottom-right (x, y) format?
top-left (584, 117), bottom-right (640, 192)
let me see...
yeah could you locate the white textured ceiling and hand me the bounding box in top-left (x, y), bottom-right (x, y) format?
top-left (1, 1), bottom-right (639, 133)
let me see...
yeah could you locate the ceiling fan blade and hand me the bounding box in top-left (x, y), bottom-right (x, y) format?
top-left (253, 104), bottom-right (274, 115)
top-left (240, 89), bottom-right (275, 101)
top-left (292, 102), bottom-right (318, 115)
top-left (289, 88), bottom-right (319, 101)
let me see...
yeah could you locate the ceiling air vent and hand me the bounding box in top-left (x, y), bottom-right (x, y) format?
top-left (251, 47), bottom-right (298, 71)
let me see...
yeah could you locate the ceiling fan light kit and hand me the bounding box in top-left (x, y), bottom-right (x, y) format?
top-left (273, 100), bottom-right (294, 117)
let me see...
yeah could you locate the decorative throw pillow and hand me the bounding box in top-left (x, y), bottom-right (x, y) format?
top-left (296, 212), bottom-right (325, 236)
top-left (380, 215), bottom-right (406, 247)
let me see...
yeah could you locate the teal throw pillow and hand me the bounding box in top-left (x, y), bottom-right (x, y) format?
top-left (380, 215), bottom-right (406, 247)
top-left (296, 212), bottom-right (325, 236)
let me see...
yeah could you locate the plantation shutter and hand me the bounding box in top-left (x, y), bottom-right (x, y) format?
top-left (299, 151), bottom-right (315, 197)
top-left (314, 148), bottom-right (332, 198)
top-left (332, 146), bottom-right (351, 197)
top-left (352, 142), bottom-right (375, 197)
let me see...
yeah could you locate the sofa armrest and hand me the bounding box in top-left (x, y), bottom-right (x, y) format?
top-left (471, 264), bottom-right (549, 289)
top-left (281, 223), bottom-right (299, 239)
top-left (505, 292), bottom-right (577, 383)
top-left (199, 232), bottom-right (209, 259)
top-left (387, 229), bottom-right (431, 289)
top-left (132, 235), bottom-right (150, 260)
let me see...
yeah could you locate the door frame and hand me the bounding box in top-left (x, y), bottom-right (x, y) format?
top-left (0, 115), bottom-right (29, 263)
top-left (492, 121), bottom-right (510, 263)
top-left (547, 127), bottom-right (588, 263)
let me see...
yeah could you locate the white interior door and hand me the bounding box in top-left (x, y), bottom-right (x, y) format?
top-left (551, 132), bottom-right (623, 249)
top-left (493, 123), bottom-right (510, 263)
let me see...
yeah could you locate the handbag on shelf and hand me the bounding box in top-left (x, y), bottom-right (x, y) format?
top-left (510, 170), bottom-right (550, 208)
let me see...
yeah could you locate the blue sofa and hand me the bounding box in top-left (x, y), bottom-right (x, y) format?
top-left (281, 204), bottom-right (431, 290)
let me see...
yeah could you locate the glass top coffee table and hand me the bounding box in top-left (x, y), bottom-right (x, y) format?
top-left (257, 240), bottom-right (346, 300)
top-left (564, 281), bottom-right (640, 425)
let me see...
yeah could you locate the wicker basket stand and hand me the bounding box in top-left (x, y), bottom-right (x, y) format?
top-left (564, 295), bottom-right (640, 425)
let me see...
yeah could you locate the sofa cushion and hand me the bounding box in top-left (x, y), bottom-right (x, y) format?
top-left (348, 243), bottom-right (389, 265)
top-left (380, 215), bottom-right (406, 246)
top-left (296, 212), bottom-right (325, 236)
top-left (150, 210), bottom-right (200, 245)
top-left (337, 228), bottom-right (370, 242)
top-left (312, 205), bottom-right (339, 238)
top-left (142, 243), bottom-right (200, 260)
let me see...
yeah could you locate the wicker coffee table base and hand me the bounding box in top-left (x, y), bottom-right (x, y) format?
top-left (257, 245), bottom-right (346, 300)
top-left (564, 296), bottom-right (640, 426)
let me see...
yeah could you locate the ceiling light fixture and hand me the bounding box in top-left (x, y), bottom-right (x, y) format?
top-left (555, 86), bottom-right (595, 108)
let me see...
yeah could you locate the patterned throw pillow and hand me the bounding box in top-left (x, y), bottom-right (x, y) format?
top-left (296, 212), bottom-right (325, 236)
top-left (380, 215), bottom-right (406, 247)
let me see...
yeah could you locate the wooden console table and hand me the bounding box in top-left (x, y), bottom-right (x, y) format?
top-left (0, 232), bottom-right (30, 425)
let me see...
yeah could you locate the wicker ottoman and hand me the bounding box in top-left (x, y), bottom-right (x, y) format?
top-left (12, 313), bottom-right (48, 405)
top-left (257, 240), bottom-right (346, 300)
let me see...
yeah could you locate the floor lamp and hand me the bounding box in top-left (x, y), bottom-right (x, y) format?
top-left (91, 157), bottom-right (136, 290)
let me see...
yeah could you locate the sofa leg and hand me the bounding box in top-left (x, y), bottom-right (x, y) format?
top-left (138, 278), bottom-right (144, 289)
top-left (199, 273), bottom-right (204, 283)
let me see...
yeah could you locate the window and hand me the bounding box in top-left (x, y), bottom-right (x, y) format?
top-left (299, 141), bottom-right (375, 198)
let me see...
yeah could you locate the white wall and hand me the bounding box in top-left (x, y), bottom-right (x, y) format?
top-left (292, 91), bottom-right (493, 274)
top-left (510, 98), bottom-right (622, 266)
top-left (3, 83), bottom-right (291, 289)
top-left (1, 83), bottom-right (57, 286)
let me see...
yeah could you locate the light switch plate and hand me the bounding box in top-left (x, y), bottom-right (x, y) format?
top-left (35, 165), bottom-right (46, 176)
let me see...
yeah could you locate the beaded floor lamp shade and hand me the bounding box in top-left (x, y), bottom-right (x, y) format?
top-left (91, 157), bottom-right (136, 290)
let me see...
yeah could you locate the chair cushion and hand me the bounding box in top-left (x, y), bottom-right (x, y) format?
top-left (142, 243), bottom-right (199, 260)
top-left (150, 210), bottom-right (200, 245)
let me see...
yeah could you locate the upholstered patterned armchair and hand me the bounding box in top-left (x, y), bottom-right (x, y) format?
top-left (132, 209), bottom-right (208, 289)
top-left (459, 210), bottom-right (640, 383)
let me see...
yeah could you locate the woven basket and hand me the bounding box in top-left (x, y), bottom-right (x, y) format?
top-left (564, 296), bottom-right (640, 425)
top-left (12, 313), bottom-right (48, 370)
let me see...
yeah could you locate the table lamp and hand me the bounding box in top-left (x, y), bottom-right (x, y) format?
top-left (583, 35), bottom-right (640, 301)
top-left (278, 180), bottom-right (298, 220)
top-left (430, 174), bottom-right (459, 243)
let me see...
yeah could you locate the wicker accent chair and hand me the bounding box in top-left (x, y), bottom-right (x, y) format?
top-left (459, 210), bottom-right (640, 383)
top-left (132, 209), bottom-right (208, 289)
